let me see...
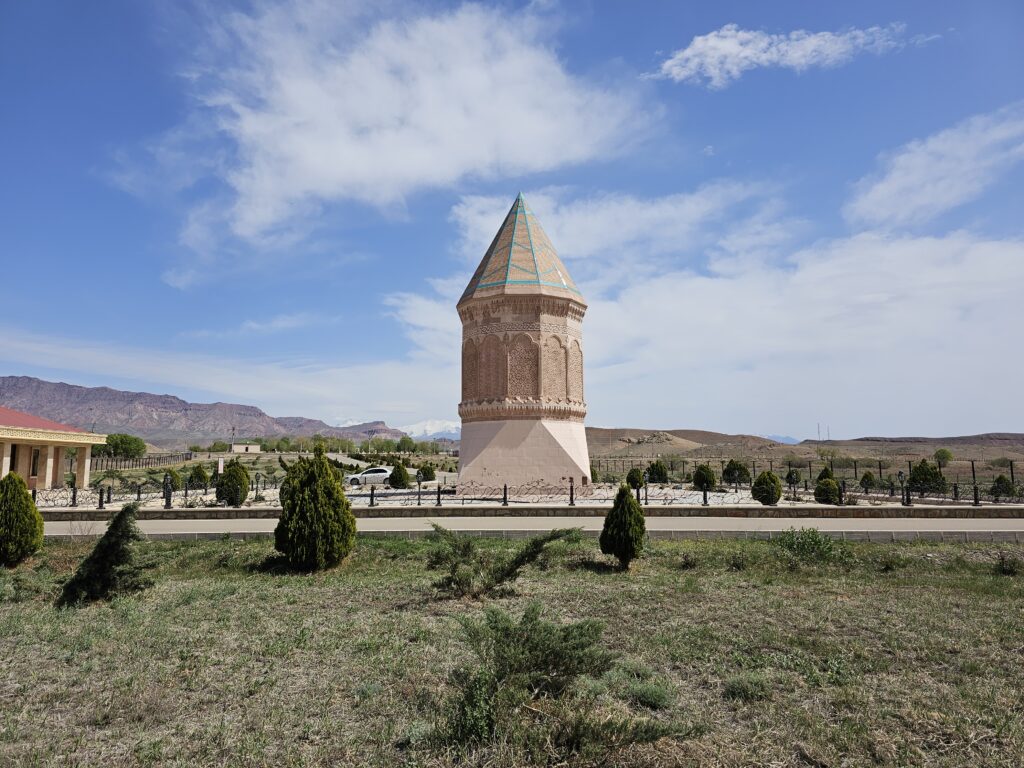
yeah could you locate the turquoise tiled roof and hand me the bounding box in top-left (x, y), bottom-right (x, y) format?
top-left (459, 194), bottom-right (582, 304)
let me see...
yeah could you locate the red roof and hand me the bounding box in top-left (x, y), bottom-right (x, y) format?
top-left (0, 405), bottom-right (86, 433)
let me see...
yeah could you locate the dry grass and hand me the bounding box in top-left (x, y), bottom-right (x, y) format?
top-left (1, 535), bottom-right (1023, 766)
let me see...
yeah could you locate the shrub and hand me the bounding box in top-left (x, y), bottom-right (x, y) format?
top-left (990, 474), bottom-right (1016, 501)
top-left (165, 468), bottom-right (183, 492)
top-left (859, 471), bottom-right (876, 492)
top-left (95, 433), bottom-right (146, 459)
top-left (773, 527), bottom-right (845, 564)
top-left (814, 478), bottom-right (841, 505)
top-left (57, 503), bottom-right (149, 606)
top-left (599, 485), bottom-right (646, 570)
top-left (216, 458), bottom-right (249, 507)
top-left (933, 448), bottom-right (953, 468)
top-left (723, 672), bottom-right (770, 702)
top-left (722, 459), bottom-right (751, 487)
top-left (645, 460), bottom-right (668, 484)
top-left (625, 467), bottom-right (644, 490)
top-left (274, 445), bottom-right (356, 570)
top-left (784, 468), bottom-right (801, 487)
top-left (751, 471), bottom-right (782, 506)
top-left (816, 465), bottom-right (834, 483)
top-left (908, 459), bottom-right (948, 496)
top-left (626, 679), bottom-right (673, 710)
top-left (994, 553), bottom-right (1021, 576)
top-left (0, 473), bottom-right (44, 567)
top-left (187, 464), bottom-right (210, 490)
top-left (692, 464), bottom-right (716, 492)
top-left (418, 464), bottom-right (436, 482)
top-left (389, 462), bottom-right (411, 489)
top-left (427, 523), bottom-right (580, 597)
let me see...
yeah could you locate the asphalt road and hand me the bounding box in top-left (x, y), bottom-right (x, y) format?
top-left (45, 516), bottom-right (1024, 541)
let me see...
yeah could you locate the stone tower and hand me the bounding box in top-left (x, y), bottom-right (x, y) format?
top-left (457, 194), bottom-right (590, 488)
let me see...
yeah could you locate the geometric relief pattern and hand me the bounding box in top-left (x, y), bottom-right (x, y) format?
top-left (507, 333), bottom-right (539, 398)
top-left (462, 340), bottom-right (478, 401)
top-left (542, 336), bottom-right (567, 402)
top-left (567, 339), bottom-right (583, 403)
top-left (479, 335), bottom-right (507, 400)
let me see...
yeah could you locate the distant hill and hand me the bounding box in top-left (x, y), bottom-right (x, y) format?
top-left (0, 376), bottom-right (406, 449)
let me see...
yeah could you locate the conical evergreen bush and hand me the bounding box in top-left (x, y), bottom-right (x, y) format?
top-left (599, 484), bottom-right (646, 570)
top-left (0, 472), bottom-right (44, 566)
top-left (57, 502), bottom-right (149, 606)
top-left (216, 459), bottom-right (249, 507)
top-left (751, 471), bottom-right (782, 506)
top-left (275, 444), bottom-right (357, 570)
top-left (389, 462), bottom-right (411, 489)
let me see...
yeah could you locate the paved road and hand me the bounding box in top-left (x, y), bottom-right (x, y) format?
top-left (45, 516), bottom-right (1024, 541)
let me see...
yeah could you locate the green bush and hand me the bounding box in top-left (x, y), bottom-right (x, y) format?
top-left (427, 523), bottom-right (580, 598)
top-left (750, 471), bottom-right (782, 506)
top-left (625, 467), bottom-right (644, 490)
top-left (813, 478), bottom-right (841, 505)
top-left (859, 471), bottom-right (876, 492)
top-left (274, 445), bottom-right (356, 570)
top-left (418, 464), bottom-right (436, 482)
top-left (816, 465), bottom-right (834, 483)
top-left (994, 553), bottom-right (1021, 576)
top-left (187, 464), bottom-right (210, 490)
top-left (784, 468), bottom-right (801, 487)
top-left (166, 468), bottom-right (183, 492)
top-left (933, 448), bottom-right (953, 468)
top-left (908, 459), bottom-right (948, 496)
top-left (723, 672), bottom-right (770, 702)
top-left (57, 503), bottom-right (150, 606)
top-left (645, 460), bottom-right (668, 484)
top-left (990, 474), bottom-right (1016, 500)
top-left (599, 484), bottom-right (646, 570)
top-left (93, 433), bottom-right (146, 459)
top-left (773, 527), bottom-right (845, 564)
top-left (0, 473), bottom-right (44, 567)
top-left (692, 464), bottom-right (716, 492)
top-left (389, 462), bottom-right (411, 489)
top-left (216, 459), bottom-right (249, 507)
top-left (722, 459), bottom-right (751, 487)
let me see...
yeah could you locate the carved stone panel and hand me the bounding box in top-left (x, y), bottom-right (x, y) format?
top-left (461, 340), bottom-right (478, 402)
top-left (507, 333), bottom-right (539, 399)
top-left (542, 336), bottom-right (567, 402)
top-left (568, 339), bottom-right (583, 403)
top-left (479, 334), bottom-right (507, 400)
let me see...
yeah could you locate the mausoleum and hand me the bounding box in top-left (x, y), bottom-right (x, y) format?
top-left (0, 405), bottom-right (107, 490)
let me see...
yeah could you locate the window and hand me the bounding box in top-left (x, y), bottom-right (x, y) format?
top-left (8, 444), bottom-right (17, 473)
top-left (31, 448), bottom-right (40, 477)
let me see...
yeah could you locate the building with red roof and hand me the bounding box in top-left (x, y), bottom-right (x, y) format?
top-left (0, 406), bottom-right (107, 490)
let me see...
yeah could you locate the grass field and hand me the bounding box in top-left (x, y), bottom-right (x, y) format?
top-left (2, 535), bottom-right (1023, 766)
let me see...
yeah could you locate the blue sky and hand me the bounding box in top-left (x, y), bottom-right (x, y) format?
top-left (2, 0), bottom-right (1023, 438)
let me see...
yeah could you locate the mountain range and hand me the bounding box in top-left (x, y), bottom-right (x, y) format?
top-left (0, 376), bottom-right (406, 448)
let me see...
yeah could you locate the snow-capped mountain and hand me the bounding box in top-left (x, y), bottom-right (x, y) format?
top-left (401, 419), bottom-right (461, 440)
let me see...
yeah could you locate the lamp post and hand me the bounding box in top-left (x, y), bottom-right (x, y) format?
top-left (898, 470), bottom-right (906, 507)
top-left (416, 470), bottom-right (423, 506)
top-left (642, 469), bottom-right (649, 505)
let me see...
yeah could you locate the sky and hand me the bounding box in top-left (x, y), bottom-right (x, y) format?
top-left (2, 0), bottom-right (1023, 439)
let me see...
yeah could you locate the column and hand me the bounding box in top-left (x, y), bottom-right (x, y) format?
top-left (52, 447), bottom-right (64, 487)
top-left (15, 443), bottom-right (32, 478)
top-left (38, 445), bottom-right (55, 490)
top-left (75, 444), bottom-right (92, 489)
top-left (0, 442), bottom-right (10, 478)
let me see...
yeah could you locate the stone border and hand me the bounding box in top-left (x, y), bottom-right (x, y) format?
top-left (40, 503), bottom-right (1024, 522)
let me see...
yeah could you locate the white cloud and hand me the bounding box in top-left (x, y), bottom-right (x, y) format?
top-left (845, 102), bottom-right (1024, 228)
top-left (181, 312), bottom-right (332, 339)
top-left (658, 23), bottom-right (908, 89)
top-left (167, 0), bottom-right (644, 244)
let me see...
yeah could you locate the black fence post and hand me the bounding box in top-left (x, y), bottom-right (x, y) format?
top-left (369, 485), bottom-right (376, 507)
top-left (137, 486), bottom-right (142, 502)
top-left (436, 483), bottom-right (442, 507)
top-left (702, 488), bottom-right (708, 507)
top-left (953, 483), bottom-right (959, 502)
top-left (106, 487), bottom-right (112, 504)
top-left (71, 486), bottom-right (78, 507)
top-left (98, 488), bottom-right (104, 510)
top-left (840, 480), bottom-right (846, 505)
top-left (502, 484), bottom-right (508, 506)
top-left (973, 484), bottom-right (981, 507)
top-left (971, 460), bottom-right (977, 486)
top-left (1011, 461), bottom-right (1016, 486)
top-left (569, 477), bottom-right (575, 506)
top-left (906, 485), bottom-right (912, 507)
top-left (31, 489), bottom-right (36, 503)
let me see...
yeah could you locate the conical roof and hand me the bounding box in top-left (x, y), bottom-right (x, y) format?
top-left (459, 194), bottom-right (584, 305)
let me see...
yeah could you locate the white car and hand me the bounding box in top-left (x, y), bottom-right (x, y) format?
top-left (346, 467), bottom-right (393, 487)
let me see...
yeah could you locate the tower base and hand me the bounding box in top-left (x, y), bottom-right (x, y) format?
top-left (458, 419), bottom-right (590, 489)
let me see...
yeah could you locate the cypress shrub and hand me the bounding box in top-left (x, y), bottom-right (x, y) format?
top-left (751, 471), bottom-right (782, 506)
top-left (166, 468), bottom-right (183, 492)
top-left (908, 459), bottom-right (948, 496)
top-left (0, 473), bottom-right (44, 566)
top-left (990, 474), bottom-right (1016, 500)
top-left (187, 464), bottom-right (210, 489)
top-left (816, 465), bottom-right (834, 483)
top-left (57, 503), bottom-right (149, 606)
top-left (274, 445), bottom-right (356, 570)
top-left (418, 464), bottom-right (436, 482)
top-left (814, 478), bottom-right (841, 505)
top-left (722, 459), bottom-right (751, 487)
top-left (625, 467), bottom-right (644, 490)
top-left (784, 468), bottom-right (801, 488)
top-left (859, 471), bottom-right (876, 492)
top-left (645, 460), bottom-right (668, 484)
top-left (692, 464), bottom-right (716, 492)
top-left (389, 462), bottom-right (411, 489)
top-left (216, 459), bottom-right (249, 507)
top-left (599, 484), bottom-right (646, 570)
